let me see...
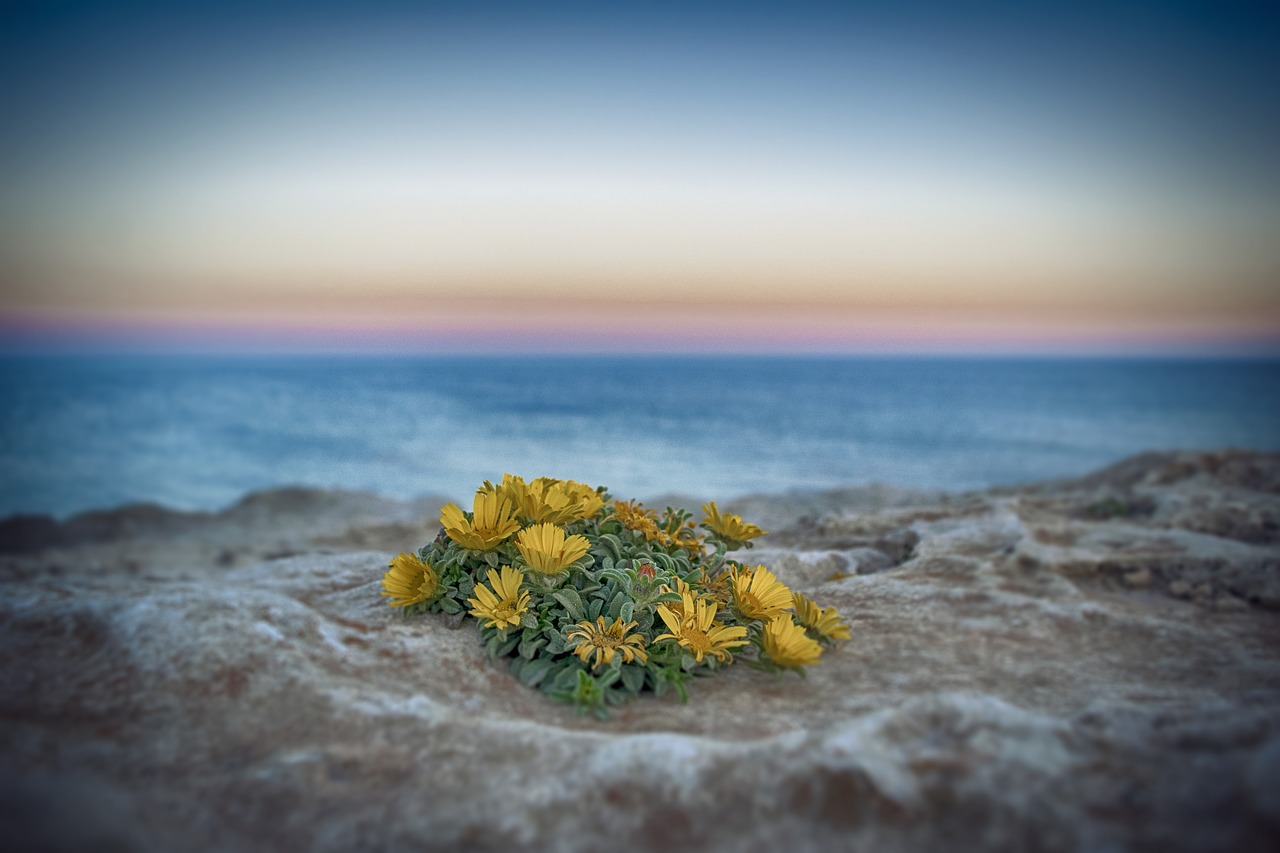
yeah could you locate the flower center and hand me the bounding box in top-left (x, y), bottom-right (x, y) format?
top-left (683, 628), bottom-right (712, 654)
top-left (593, 633), bottom-right (622, 650)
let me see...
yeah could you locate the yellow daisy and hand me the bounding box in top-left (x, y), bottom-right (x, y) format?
top-left (515, 522), bottom-right (592, 575)
top-left (655, 593), bottom-right (749, 664)
top-left (660, 514), bottom-right (706, 555)
top-left (700, 501), bottom-right (766, 547)
top-left (380, 552), bottom-right (440, 608)
top-left (493, 475), bottom-right (591, 525)
top-left (440, 490), bottom-right (520, 551)
top-left (466, 565), bottom-right (530, 630)
top-left (694, 567), bottom-right (734, 607)
top-left (793, 592), bottom-right (852, 642)
top-left (659, 578), bottom-right (716, 622)
top-left (613, 499), bottom-right (662, 540)
top-left (561, 479), bottom-right (605, 519)
top-left (731, 565), bottom-right (793, 621)
top-left (477, 473), bottom-right (523, 505)
top-left (761, 616), bottom-right (824, 667)
top-left (527, 479), bottom-right (584, 525)
top-left (566, 616), bottom-right (649, 670)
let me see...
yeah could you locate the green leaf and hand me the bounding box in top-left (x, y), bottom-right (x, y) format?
top-left (519, 611), bottom-right (539, 631)
top-left (483, 551), bottom-right (500, 568)
top-left (619, 600), bottom-right (634, 624)
top-left (598, 533), bottom-right (624, 563)
top-left (550, 588), bottom-right (584, 621)
top-left (607, 591), bottom-right (626, 619)
top-left (516, 656), bottom-right (555, 687)
top-left (495, 635), bottom-right (520, 657)
top-left (518, 636), bottom-right (547, 660)
top-left (551, 663), bottom-right (582, 691)
top-left (619, 664), bottom-right (644, 694)
top-left (587, 597), bottom-right (603, 621)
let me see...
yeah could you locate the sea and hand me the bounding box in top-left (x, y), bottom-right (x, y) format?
top-left (1, 354), bottom-right (1278, 519)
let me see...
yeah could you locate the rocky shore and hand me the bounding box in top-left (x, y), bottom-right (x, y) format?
top-left (2, 450), bottom-right (1278, 851)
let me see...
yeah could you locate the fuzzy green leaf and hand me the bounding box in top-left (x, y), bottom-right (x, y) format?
top-left (518, 636), bottom-right (547, 660)
top-left (597, 533), bottom-right (624, 563)
top-left (619, 664), bottom-right (645, 694)
top-left (550, 588), bottom-right (584, 621)
top-left (651, 552), bottom-right (675, 572)
top-left (516, 656), bottom-right (555, 688)
top-left (550, 663), bottom-right (582, 691)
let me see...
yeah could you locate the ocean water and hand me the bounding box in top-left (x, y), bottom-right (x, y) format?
top-left (1, 355), bottom-right (1277, 519)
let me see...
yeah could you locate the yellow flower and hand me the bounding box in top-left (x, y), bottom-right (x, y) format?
top-left (477, 473), bottom-right (522, 504)
top-left (761, 616), bottom-right (823, 667)
top-left (655, 593), bottom-right (748, 664)
top-left (561, 479), bottom-right (605, 519)
top-left (793, 592), bottom-right (852, 642)
top-left (614, 501), bottom-right (705, 553)
top-left (440, 491), bottom-right (520, 551)
top-left (466, 566), bottom-right (531, 630)
top-left (612, 499), bottom-right (661, 540)
top-left (694, 567), bottom-right (733, 607)
top-left (731, 565), bottom-right (793, 621)
top-left (380, 552), bottom-right (440, 608)
top-left (658, 577), bottom-right (698, 621)
top-left (566, 616), bottom-right (649, 670)
top-left (700, 501), bottom-right (765, 547)
top-left (515, 522), bottom-right (592, 575)
top-left (479, 474), bottom-right (537, 519)
top-left (491, 474), bottom-right (594, 524)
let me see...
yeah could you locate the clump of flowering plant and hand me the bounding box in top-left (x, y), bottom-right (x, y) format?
top-left (379, 474), bottom-right (850, 718)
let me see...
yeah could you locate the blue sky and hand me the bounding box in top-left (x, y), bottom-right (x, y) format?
top-left (1, 0), bottom-right (1278, 352)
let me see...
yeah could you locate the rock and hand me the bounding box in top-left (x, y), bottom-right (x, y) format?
top-left (1123, 567), bottom-right (1154, 588)
top-left (2, 450), bottom-right (1280, 851)
top-left (1246, 738), bottom-right (1280, 827)
top-left (849, 547), bottom-right (895, 575)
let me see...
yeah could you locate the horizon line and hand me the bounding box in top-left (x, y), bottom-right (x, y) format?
top-left (2, 311), bottom-right (1278, 359)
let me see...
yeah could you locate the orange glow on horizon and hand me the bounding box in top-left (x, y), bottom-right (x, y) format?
top-left (4, 296), bottom-right (1277, 355)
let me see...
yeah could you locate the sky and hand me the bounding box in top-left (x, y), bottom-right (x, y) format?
top-left (1, 0), bottom-right (1278, 354)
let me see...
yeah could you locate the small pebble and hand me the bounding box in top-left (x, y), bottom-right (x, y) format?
top-left (1122, 568), bottom-right (1153, 589)
top-left (1214, 596), bottom-right (1248, 613)
top-left (1168, 580), bottom-right (1191, 597)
